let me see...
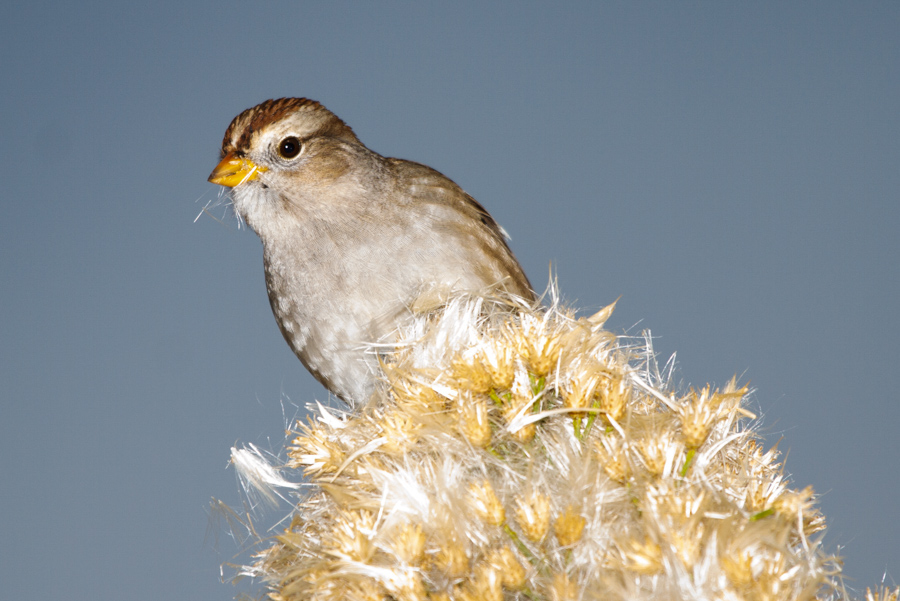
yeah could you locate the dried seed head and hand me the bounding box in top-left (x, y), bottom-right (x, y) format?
top-left (550, 571), bottom-right (579, 601)
top-left (721, 548), bottom-right (754, 588)
top-left (669, 524), bottom-right (704, 568)
top-left (390, 375), bottom-right (446, 412)
top-left (678, 383), bottom-right (749, 449)
top-left (458, 394), bottom-right (492, 447)
top-left (392, 523), bottom-right (426, 565)
top-left (595, 435), bottom-right (631, 483)
top-left (512, 313), bottom-right (563, 376)
top-left (451, 352), bottom-right (494, 395)
top-left (488, 546), bottom-right (527, 590)
top-left (866, 587), bottom-right (900, 601)
top-left (236, 296), bottom-right (848, 601)
top-left (554, 505), bottom-right (586, 547)
top-left (457, 564), bottom-right (502, 601)
top-left (469, 479), bottom-right (506, 526)
top-left (515, 491), bottom-right (551, 542)
top-left (384, 570), bottom-right (427, 601)
top-left (637, 432), bottom-right (674, 478)
top-left (562, 369), bottom-right (600, 415)
top-left (739, 553), bottom-right (788, 600)
top-left (773, 485), bottom-right (826, 536)
top-left (510, 420), bottom-right (536, 443)
top-left (434, 539), bottom-right (469, 578)
top-left (341, 579), bottom-right (384, 601)
top-left (649, 483), bottom-right (705, 524)
top-left (479, 338), bottom-right (516, 391)
top-left (677, 386), bottom-right (718, 448)
top-left (327, 510), bottom-right (376, 562)
top-left (773, 485), bottom-right (816, 518)
top-left (380, 410), bottom-right (423, 454)
top-left (621, 536), bottom-right (662, 575)
top-left (501, 397), bottom-right (537, 443)
top-left (597, 374), bottom-right (629, 423)
top-left (745, 470), bottom-right (787, 513)
top-left (287, 422), bottom-right (344, 477)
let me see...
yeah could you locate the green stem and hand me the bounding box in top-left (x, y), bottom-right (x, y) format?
top-left (680, 448), bottom-right (696, 477)
top-left (502, 523), bottom-right (536, 565)
top-left (583, 412), bottom-right (597, 439)
top-left (529, 374), bottom-right (546, 397)
top-left (488, 389), bottom-right (504, 406)
top-left (519, 587), bottom-right (540, 601)
top-left (750, 508), bottom-right (775, 521)
top-left (582, 397), bottom-right (603, 440)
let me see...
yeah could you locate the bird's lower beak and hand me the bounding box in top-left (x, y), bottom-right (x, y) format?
top-left (208, 153), bottom-right (268, 187)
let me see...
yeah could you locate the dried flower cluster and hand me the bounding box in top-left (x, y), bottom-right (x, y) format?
top-left (229, 294), bottom-right (887, 601)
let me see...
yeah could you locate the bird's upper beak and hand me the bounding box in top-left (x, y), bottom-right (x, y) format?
top-left (208, 153), bottom-right (268, 188)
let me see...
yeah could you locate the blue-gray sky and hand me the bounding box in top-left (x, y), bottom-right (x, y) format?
top-left (1, 2), bottom-right (897, 599)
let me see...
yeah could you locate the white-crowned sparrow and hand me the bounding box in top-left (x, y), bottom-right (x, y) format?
top-left (209, 98), bottom-right (534, 405)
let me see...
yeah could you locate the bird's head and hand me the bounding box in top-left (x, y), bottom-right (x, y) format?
top-left (208, 98), bottom-right (367, 233)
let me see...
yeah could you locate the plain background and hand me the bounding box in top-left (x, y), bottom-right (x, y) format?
top-left (1, 2), bottom-right (897, 599)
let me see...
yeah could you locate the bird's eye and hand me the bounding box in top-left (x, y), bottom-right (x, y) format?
top-left (278, 137), bottom-right (302, 159)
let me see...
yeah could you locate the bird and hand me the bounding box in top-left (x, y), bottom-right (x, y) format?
top-left (208, 97), bottom-right (534, 406)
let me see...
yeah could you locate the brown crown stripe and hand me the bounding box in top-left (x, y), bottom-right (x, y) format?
top-left (221, 98), bottom-right (357, 155)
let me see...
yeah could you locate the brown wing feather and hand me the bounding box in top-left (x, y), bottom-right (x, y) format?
top-left (387, 158), bottom-right (535, 299)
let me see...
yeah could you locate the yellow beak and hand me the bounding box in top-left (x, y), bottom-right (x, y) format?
top-left (208, 153), bottom-right (268, 187)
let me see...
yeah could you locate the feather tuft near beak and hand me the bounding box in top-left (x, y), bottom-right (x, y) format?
top-left (208, 152), bottom-right (268, 187)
